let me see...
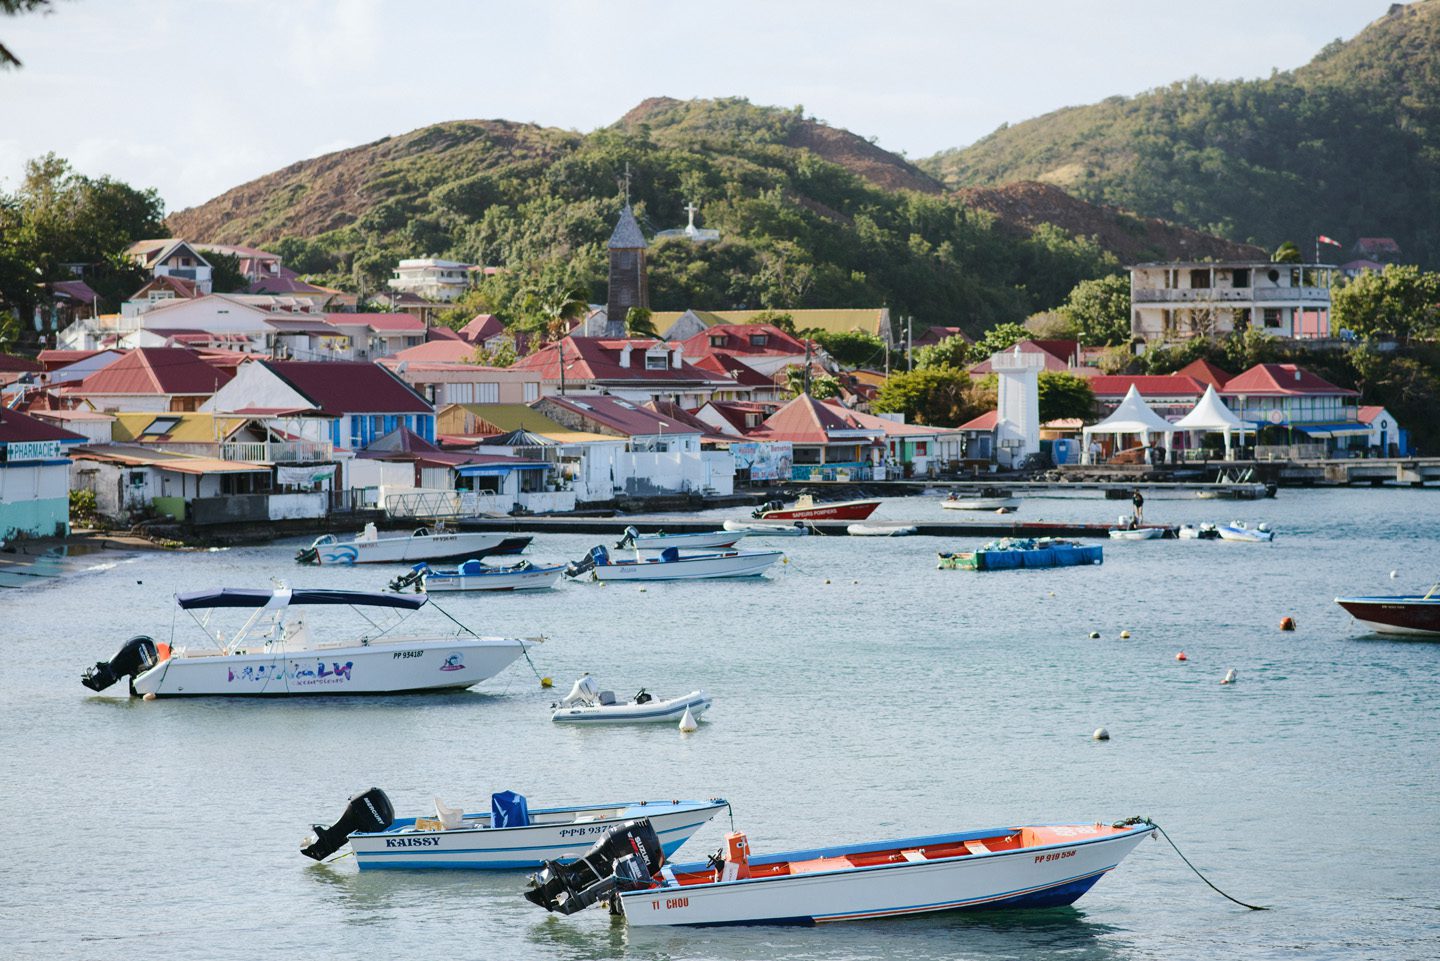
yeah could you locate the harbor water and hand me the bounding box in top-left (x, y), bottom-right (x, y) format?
top-left (2, 488), bottom-right (1437, 961)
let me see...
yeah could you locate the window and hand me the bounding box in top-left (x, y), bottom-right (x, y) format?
top-left (1263, 308), bottom-right (1283, 328)
top-left (1189, 269), bottom-right (1211, 289)
top-left (476, 383), bottom-right (499, 404)
top-left (523, 383), bottom-right (539, 402)
top-left (645, 354), bottom-right (668, 370)
top-left (709, 335), bottom-right (725, 347)
top-left (916, 442), bottom-right (928, 456)
top-left (141, 416), bottom-right (181, 438)
top-left (748, 333), bottom-right (769, 347)
top-left (1232, 268), bottom-right (1250, 288)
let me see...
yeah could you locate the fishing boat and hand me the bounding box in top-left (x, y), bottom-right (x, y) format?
top-left (301, 786), bottom-right (728, 871)
top-left (388, 559), bottom-right (565, 593)
top-left (1216, 521), bottom-right (1275, 542)
top-left (938, 538), bottom-right (1102, 571)
top-left (525, 817), bottom-right (1157, 926)
top-left (941, 489), bottom-right (1021, 512)
top-left (1334, 587), bottom-right (1440, 637)
top-left (722, 519), bottom-right (809, 537)
top-left (296, 521), bottom-right (531, 565)
top-left (615, 526), bottom-right (743, 551)
top-left (79, 587), bottom-right (530, 697)
top-left (1108, 527), bottom-right (1165, 540)
top-left (752, 495), bottom-right (880, 522)
top-left (847, 522), bottom-right (917, 537)
top-left (551, 675), bottom-right (711, 724)
top-left (566, 546), bottom-right (783, 581)
top-left (1178, 523), bottom-right (1220, 540)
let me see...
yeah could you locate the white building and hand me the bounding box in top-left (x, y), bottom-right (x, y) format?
top-left (125, 239), bottom-right (214, 294)
top-left (389, 258), bottom-right (473, 302)
top-left (0, 411), bottom-right (86, 541)
top-left (1131, 261), bottom-right (1336, 348)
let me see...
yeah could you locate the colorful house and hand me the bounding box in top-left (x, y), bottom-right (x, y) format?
top-left (746, 394), bottom-right (884, 481)
top-left (1219, 363), bottom-right (1361, 446)
top-left (0, 410), bottom-right (86, 541)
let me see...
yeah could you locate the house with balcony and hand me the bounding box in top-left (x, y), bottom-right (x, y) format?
top-left (1219, 363), bottom-right (1363, 454)
top-left (68, 443), bottom-right (286, 525)
top-left (389, 258), bottom-right (474, 302)
top-left (1130, 261), bottom-right (1337, 348)
top-left (125, 239), bottom-right (214, 293)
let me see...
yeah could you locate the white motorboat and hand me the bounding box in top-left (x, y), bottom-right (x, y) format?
top-left (847, 522), bottom-right (918, 537)
top-left (616, 526), bottom-right (744, 551)
top-left (296, 521), bottom-right (531, 565)
top-left (551, 676), bottom-right (712, 724)
top-left (566, 546), bottom-right (783, 581)
top-left (389, 559), bottom-right (565, 593)
top-left (722, 519), bottom-right (809, 536)
top-left (1107, 527), bottom-right (1165, 540)
top-left (525, 818), bottom-right (1157, 926)
top-left (80, 587), bottom-right (530, 697)
top-left (941, 489), bottom-right (1021, 511)
top-left (301, 787), bottom-right (727, 871)
top-left (1217, 521), bottom-right (1276, 542)
top-left (1178, 523), bottom-right (1220, 540)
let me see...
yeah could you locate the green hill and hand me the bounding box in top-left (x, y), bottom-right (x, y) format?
top-left (921, 1), bottom-right (1440, 267)
top-left (166, 98), bottom-right (1249, 336)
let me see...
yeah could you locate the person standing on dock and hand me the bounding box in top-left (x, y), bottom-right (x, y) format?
top-left (1132, 488), bottom-right (1145, 525)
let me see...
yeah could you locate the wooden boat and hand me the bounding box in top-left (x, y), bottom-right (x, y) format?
top-left (1216, 521), bottom-right (1275, 542)
top-left (615, 526), bottom-right (743, 551)
top-left (846, 522), bottom-right (917, 537)
top-left (551, 676), bottom-right (711, 724)
top-left (296, 521), bottom-right (531, 565)
top-left (80, 587), bottom-right (529, 698)
top-left (722, 519), bottom-right (810, 536)
top-left (566, 546), bottom-right (783, 581)
top-left (1334, 588), bottom-right (1440, 637)
top-left (304, 787), bottom-right (727, 871)
top-left (938, 538), bottom-right (1102, 571)
top-left (941, 489), bottom-right (1021, 511)
top-left (388, 559), bottom-right (565, 593)
top-left (753, 495), bottom-right (880, 521)
top-left (525, 818), bottom-right (1156, 926)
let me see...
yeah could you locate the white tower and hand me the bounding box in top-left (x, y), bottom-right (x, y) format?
top-left (991, 345), bottom-right (1043, 467)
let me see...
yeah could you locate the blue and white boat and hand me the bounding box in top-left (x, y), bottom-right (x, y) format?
top-left (389, 558), bottom-right (565, 593)
top-left (525, 817), bottom-right (1156, 926)
top-left (1217, 521), bottom-right (1276, 542)
top-left (616, 526), bottom-right (744, 551)
top-left (341, 792), bottom-right (728, 870)
top-left (551, 675), bottom-right (711, 724)
top-left (566, 545), bottom-right (783, 581)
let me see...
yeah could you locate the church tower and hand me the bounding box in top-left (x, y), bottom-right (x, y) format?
top-left (604, 204), bottom-right (648, 338)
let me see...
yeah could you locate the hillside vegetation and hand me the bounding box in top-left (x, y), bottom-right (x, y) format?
top-left (922, 1), bottom-right (1440, 267)
top-left (166, 98), bottom-right (1245, 336)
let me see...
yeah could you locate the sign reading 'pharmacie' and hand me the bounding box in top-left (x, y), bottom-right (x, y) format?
top-left (1, 440), bottom-right (63, 462)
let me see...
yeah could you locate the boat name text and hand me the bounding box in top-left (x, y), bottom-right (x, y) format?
top-left (392, 650), bottom-right (424, 659)
top-left (651, 897), bottom-right (689, 910)
top-left (1035, 849), bottom-right (1076, 864)
top-left (384, 837), bottom-right (442, 847)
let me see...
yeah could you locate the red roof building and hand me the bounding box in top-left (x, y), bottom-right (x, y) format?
top-left (457, 314), bottom-right (505, 345)
top-left (66, 347), bottom-right (234, 411)
top-left (1220, 363), bottom-right (1360, 429)
top-left (513, 336), bottom-right (736, 407)
top-left (535, 394), bottom-right (703, 444)
top-left (747, 393), bottom-right (882, 471)
top-left (1088, 374), bottom-right (1206, 421)
top-left (912, 326), bottom-right (970, 349)
top-left (1175, 358), bottom-right (1233, 390)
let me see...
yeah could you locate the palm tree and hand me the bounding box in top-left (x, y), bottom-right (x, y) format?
top-left (541, 286), bottom-right (590, 340)
top-left (625, 307), bottom-right (657, 338)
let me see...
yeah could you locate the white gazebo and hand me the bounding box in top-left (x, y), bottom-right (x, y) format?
top-left (1082, 385), bottom-right (1176, 463)
top-left (1171, 384), bottom-right (1255, 461)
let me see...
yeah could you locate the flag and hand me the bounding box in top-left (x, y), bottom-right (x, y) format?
top-left (1317, 235), bottom-right (1342, 247)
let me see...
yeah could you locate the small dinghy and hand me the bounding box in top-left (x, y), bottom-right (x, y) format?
top-left (1108, 526), bottom-right (1165, 540)
top-left (1217, 521), bottom-right (1275, 542)
top-left (389, 558), bottom-right (565, 593)
top-left (301, 786), bottom-right (727, 870)
top-left (524, 817), bottom-right (1157, 926)
top-left (566, 545), bottom-right (783, 581)
top-left (722, 519), bottom-right (809, 536)
top-left (941, 488), bottom-right (1020, 511)
top-left (551, 675), bottom-right (711, 724)
top-left (296, 521), bottom-right (531, 565)
top-left (1178, 523), bottom-right (1220, 540)
top-left (847, 522), bottom-right (917, 537)
top-left (616, 526), bottom-right (743, 551)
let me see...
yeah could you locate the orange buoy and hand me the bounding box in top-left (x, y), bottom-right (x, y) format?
top-left (1280, 617), bottom-right (1296, 631)
top-left (1175, 651), bottom-right (1188, 662)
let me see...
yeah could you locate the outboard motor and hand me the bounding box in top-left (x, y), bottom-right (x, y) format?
top-left (524, 819), bottom-right (664, 915)
top-left (564, 545), bottom-right (606, 579)
top-left (301, 787), bottom-right (394, 861)
top-left (81, 635), bottom-right (160, 693)
top-left (615, 525), bottom-right (640, 549)
top-left (387, 563), bottom-right (429, 593)
top-left (752, 499), bottom-right (784, 519)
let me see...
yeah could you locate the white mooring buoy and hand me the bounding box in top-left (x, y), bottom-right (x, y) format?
top-left (1221, 668), bottom-right (1237, 685)
top-left (1092, 727), bottom-right (1110, 741)
top-left (679, 707), bottom-right (698, 733)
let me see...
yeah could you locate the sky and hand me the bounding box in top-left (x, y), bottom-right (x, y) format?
top-left (0, 0), bottom-right (1387, 213)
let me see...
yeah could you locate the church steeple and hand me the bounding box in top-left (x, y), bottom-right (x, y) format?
top-left (605, 203), bottom-right (648, 338)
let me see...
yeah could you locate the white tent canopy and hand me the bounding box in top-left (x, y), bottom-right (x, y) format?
top-left (1082, 385), bottom-right (1175, 463)
top-left (1171, 384), bottom-right (1255, 459)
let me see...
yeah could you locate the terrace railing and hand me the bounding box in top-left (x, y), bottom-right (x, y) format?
top-left (220, 440), bottom-right (333, 463)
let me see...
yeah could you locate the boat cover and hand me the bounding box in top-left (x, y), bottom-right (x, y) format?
top-left (491, 790), bottom-right (530, 828)
top-left (174, 588), bottom-right (429, 610)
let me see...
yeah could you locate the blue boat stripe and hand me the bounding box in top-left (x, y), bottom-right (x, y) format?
top-left (358, 839), bottom-right (692, 871)
top-left (357, 819), bottom-right (710, 857)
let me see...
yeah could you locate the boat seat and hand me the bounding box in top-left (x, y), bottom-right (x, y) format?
top-left (434, 797), bottom-right (464, 830)
top-left (964, 840), bottom-right (992, 855)
top-left (787, 855), bottom-right (853, 875)
top-left (598, 690), bottom-right (617, 706)
top-left (900, 849), bottom-right (927, 862)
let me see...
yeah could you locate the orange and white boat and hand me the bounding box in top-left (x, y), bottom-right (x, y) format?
top-left (753, 495), bottom-right (880, 522)
top-left (526, 818), bottom-right (1156, 927)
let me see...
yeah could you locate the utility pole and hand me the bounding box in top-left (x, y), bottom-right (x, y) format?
top-left (803, 340), bottom-right (812, 394)
top-left (906, 315), bottom-right (914, 372)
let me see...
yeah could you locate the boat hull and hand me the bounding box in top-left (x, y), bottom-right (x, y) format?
top-left (1108, 528), bottom-right (1164, 540)
top-left (423, 566), bottom-right (564, 592)
top-left (722, 520), bottom-right (808, 536)
top-left (1334, 597), bottom-right (1440, 637)
top-left (351, 799), bottom-right (726, 870)
top-left (941, 499), bottom-right (1020, 511)
top-left (309, 533), bottom-right (532, 565)
top-left (553, 691), bottom-right (711, 724)
top-left (622, 823), bottom-right (1153, 927)
top-left (847, 523), bottom-right (917, 536)
top-left (130, 636), bottom-right (527, 697)
top-left (628, 532), bottom-right (744, 551)
top-left (592, 551), bottom-right (783, 581)
top-left (757, 500), bottom-right (880, 521)
top-left (1216, 526), bottom-right (1274, 542)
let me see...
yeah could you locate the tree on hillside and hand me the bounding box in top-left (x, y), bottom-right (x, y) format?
top-left (1059, 274), bottom-right (1131, 346)
top-left (914, 334), bottom-right (970, 370)
top-left (812, 329), bottom-right (882, 368)
top-left (1331, 264), bottom-right (1440, 343)
top-left (539, 285), bottom-right (590, 340)
top-left (873, 367), bottom-right (990, 427)
top-left (966, 322), bottom-right (1030, 363)
top-left (1038, 371), bottom-right (1095, 422)
top-left (208, 252), bottom-right (248, 294)
top-left (1, 0), bottom-right (54, 69)
top-left (1272, 241), bottom-right (1302, 264)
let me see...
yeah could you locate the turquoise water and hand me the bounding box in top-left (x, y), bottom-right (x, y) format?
top-left (2, 488), bottom-right (1437, 960)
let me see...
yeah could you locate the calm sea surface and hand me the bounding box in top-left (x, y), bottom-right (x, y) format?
top-left (2, 488), bottom-right (1437, 961)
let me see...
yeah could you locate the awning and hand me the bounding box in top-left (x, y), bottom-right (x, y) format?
top-left (454, 462), bottom-right (549, 477)
top-left (1297, 423), bottom-right (1372, 438)
top-left (175, 588), bottom-right (427, 610)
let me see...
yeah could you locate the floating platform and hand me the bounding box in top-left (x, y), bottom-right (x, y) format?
top-left (938, 539), bottom-right (1103, 571)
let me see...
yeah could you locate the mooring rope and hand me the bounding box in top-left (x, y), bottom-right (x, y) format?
top-left (1116, 817), bottom-right (1268, 911)
top-left (428, 598), bottom-right (548, 687)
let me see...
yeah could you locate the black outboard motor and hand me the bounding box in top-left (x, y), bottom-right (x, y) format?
top-left (524, 819), bottom-right (664, 915)
top-left (81, 635), bottom-right (160, 693)
top-left (564, 545), bottom-right (606, 579)
top-left (387, 563), bottom-right (428, 594)
top-left (615, 525), bottom-right (640, 549)
top-left (301, 787), bottom-right (395, 861)
top-left (752, 499), bottom-right (784, 519)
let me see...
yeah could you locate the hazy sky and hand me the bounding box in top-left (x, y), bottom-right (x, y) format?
top-left (1, 0), bottom-right (1386, 213)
